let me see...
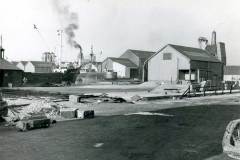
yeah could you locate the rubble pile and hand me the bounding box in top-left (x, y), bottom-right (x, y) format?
top-left (1, 94), bottom-right (107, 126)
top-left (2, 98), bottom-right (61, 125)
top-left (1, 93), bottom-right (130, 128)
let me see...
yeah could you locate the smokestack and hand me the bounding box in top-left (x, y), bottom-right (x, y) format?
top-left (0, 48), bottom-right (4, 59)
top-left (90, 45), bottom-right (94, 62)
top-left (217, 42), bottom-right (227, 65)
top-left (0, 35), bottom-right (5, 59)
top-left (77, 44), bottom-right (83, 66)
top-left (52, 0), bottom-right (83, 65)
top-left (211, 31), bottom-right (217, 46)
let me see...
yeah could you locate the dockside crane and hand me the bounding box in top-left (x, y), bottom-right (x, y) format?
top-left (33, 24), bottom-right (51, 51)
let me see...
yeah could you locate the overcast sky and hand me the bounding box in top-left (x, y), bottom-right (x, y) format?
top-left (0, 0), bottom-right (239, 65)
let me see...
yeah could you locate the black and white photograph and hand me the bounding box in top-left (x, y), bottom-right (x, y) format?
top-left (0, 0), bottom-right (240, 159)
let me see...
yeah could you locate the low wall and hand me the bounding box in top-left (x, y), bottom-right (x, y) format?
top-left (75, 72), bottom-right (105, 85)
top-left (24, 72), bottom-right (63, 86)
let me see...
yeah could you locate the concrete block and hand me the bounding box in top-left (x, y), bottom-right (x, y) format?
top-left (16, 115), bottom-right (51, 131)
top-left (60, 108), bottom-right (77, 119)
top-left (76, 110), bottom-right (95, 119)
top-left (84, 110), bottom-right (94, 119)
top-left (69, 95), bottom-right (81, 103)
top-left (76, 110), bottom-right (84, 119)
top-left (131, 95), bottom-right (142, 102)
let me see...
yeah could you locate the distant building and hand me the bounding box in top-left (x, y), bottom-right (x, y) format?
top-left (11, 61), bottom-right (28, 71)
top-left (146, 44), bottom-right (224, 84)
top-left (93, 62), bottom-right (102, 72)
top-left (42, 52), bottom-right (56, 63)
top-left (146, 31), bottom-right (226, 84)
top-left (101, 57), bottom-right (138, 78)
top-left (0, 45), bottom-right (23, 87)
top-left (53, 61), bottom-right (78, 73)
top-left (224, 66), bottom-right (240, 81)
top-left (25, 61), bottom-right (54, 73)
top-left (119, 49), bottom-right (155, 80)
top-left (54, 61), bottom-right (70, 73)
top-left (80, 61), bottom-right (102, 73)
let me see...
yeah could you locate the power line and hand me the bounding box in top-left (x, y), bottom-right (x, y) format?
top-left (33, 24), bottom-right (51, 51)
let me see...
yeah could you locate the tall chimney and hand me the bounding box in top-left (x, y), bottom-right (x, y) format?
top-left (0, 35), bottom-right (4, 59)
top-left (77, 47), bottom-right (83, 66)
top-left (217, 42), bottom-right (227, 65)
top-left (211, 31), bottom-right (217, 46)
top-left (90, 45), bottom-right (95, 62)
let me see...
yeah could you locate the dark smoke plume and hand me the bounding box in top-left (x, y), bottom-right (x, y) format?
top-left (52, 0), bottom-right (83, 56)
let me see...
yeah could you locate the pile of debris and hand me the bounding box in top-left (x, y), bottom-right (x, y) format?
top-left (1, 93), bottom-right (132, 129)
top-left (3, 98), bottom-right (60, 126)
top-left (3, 100), bottom-right (58, 125)
top-left (1, 96), bottom-right (96, 130)
top-left (0, 92), bottom-right (134, 131)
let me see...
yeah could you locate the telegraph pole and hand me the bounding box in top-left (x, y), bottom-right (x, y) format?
top-left (57, 29), bottom-right (63, 68)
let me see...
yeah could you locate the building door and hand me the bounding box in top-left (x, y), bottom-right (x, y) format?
top-left (212, 75), bottom-right (218, 87)
top-left (0, 70), bottom-right (4, 87)
top-left (130, 68), bottom-right (138, 79)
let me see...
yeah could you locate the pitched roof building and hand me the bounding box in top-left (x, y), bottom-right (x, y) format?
top-left (224, 66), bottom-right (240, 81)
top-left (119, 49), bottom-right (155, 80)
top-left (11, 61), bottom-right (28, 71)
top-left (224, 66), bottom-right (240, 75)
top-left (25, 61), bottom-right (54, 73)
top-left (146, 44), bottom-right (224, 84)
top-left (0, 59), bottom-right (23, 87)
top-left (102, 57), bottom-right (138, 78)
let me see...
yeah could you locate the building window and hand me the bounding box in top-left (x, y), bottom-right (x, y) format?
top-left (163, 53), bottom-right (172, 60)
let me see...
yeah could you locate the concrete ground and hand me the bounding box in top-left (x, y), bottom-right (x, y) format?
top-left (4, 91), bottom-right (240, 117)
top-left (1, 101), bottom-right (240, 160)
top-left (2, 89), bottom-right (240, 160)
top-left (57, 92), bottom-right (240, 116)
